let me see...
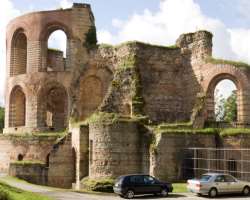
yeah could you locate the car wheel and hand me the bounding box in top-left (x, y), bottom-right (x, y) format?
top-left (125, 190), bottom-right (134, 199)
top-left (160, 188), bottom-right (168, 197)
top-left (209, 188), bottom-right (217, 198)
top-left (242, 186), bottom-right (250, 196)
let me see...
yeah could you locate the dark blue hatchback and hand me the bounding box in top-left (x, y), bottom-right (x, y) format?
top-left (113, 174), bottom-right (173, 199)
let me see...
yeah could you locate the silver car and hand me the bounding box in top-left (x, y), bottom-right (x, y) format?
top-left (187, 173), bottom-right (250, 198)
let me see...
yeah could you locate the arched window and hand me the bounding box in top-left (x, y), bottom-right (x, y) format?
top-left (9, 86), bottom-right (26, 127)
top-left (10, 29), bottom-right (27, 76)
top-left (17, 154), bottom-right (24, 161)
top-left (214, 80), bottom-right (237, 122)
top-left (47, 30), bottom-right (67, 71)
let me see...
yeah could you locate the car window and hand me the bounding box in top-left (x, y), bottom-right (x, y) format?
top-left (200, 175), bottom-right (212, 181)
top-left (130, 176), bottom-right (144, 184)
top-left (143, 176), bottom-right (155, 184)
top-left (225, 175), bottom-right (236, 182)
top-left (115, 176), bottom-right (124, 184)
top-left (215, 175), bottom-right (225, 182)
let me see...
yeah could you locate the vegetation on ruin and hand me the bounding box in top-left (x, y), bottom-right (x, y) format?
top-left (0, 107), bottom-right (4, 132)
top-left (84, 26), bottom-right (97, 49)
top-left (48, 48), bottom-right (62, 52)
top-left (0, 181), bottom-right (51, 200)
top-left (219, 128), bottom-right (250, 137)
top-left (206, 57), bottom-right (250, 69)
top-left (11, 160), bottom-right (45, 166)
top-left (81, 177), bottom-right (115, 193)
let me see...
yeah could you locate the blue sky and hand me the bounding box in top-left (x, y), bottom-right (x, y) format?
top-left (1, 0), bottom-right (250, 106)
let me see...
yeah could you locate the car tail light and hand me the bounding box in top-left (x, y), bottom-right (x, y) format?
top-left (196, 183), bottom-right (201, 188)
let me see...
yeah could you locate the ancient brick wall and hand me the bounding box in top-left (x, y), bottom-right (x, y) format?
top-left (88, 120), bottom-right (145, 178)
top-left (150, 133), bottom-right (216, 182)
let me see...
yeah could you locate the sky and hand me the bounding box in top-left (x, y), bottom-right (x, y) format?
top-left (1, 0), bottom-right (250, 106)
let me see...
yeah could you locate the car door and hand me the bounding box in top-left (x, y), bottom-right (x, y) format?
top-left (129, 175), bottom-right (145, 194)
top-left (224, 175), bottom-right (242, 193)
top-left (214, 175), bottom-right (228, 194)
top-left (143, 175), bottom-right (160, 194)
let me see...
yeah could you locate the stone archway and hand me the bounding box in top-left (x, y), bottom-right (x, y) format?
top-left (38, 82), bottom-right (68, 131)
top-left (10, 29), bottom-right (27, 76)
top-left (205, 73), bottom-right (241, 122)
top-left (9, 86), bottom-right (26, 127)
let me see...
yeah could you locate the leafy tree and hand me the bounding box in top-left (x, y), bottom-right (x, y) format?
top-left (0, 107), bottom-right (4, 132)
top-left (215, 89), bottom-right (237, 122)
top-left (223, 90), bottom-right (237, 122)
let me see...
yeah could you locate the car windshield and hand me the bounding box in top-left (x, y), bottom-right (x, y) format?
top-left (200, 175), bottom-right (212, 181)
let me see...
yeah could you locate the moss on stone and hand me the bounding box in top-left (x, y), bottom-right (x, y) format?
top-left (11, 160), bottom-right (45, 166)
top-left (206, 57), bottom-right (250, 68)
top-left (81, 177), bottom-right (115, 193)
top-left (219, 128), bottom-right (250, 137)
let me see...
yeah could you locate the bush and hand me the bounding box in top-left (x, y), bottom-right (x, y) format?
top-left (81, 178), bottom-right (115, 193)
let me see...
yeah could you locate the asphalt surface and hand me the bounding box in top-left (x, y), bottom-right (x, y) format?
top-left (1, 177), bottom-right (249, 200)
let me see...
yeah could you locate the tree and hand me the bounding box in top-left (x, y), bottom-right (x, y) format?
top-left (215, 89), bottom-right (237, 122)
top-left (223, 90), bottom-right (237, 122)
top-left (0, 107), bottom-right (4, 132)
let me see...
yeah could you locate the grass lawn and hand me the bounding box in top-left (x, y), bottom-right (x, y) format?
top-left (0, 180), bottom-right (52, 200)
top-left (173, 183), bottom-right (188, 193)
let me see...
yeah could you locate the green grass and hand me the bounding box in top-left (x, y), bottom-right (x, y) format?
top-left (219, 128), bottom-right (250, 137)
top-left (0, 181), bottom-right (51, 200)
top-left (173, 183), bottom-right (187, 193)
top-left (206, 57), bottom-right (250, 68)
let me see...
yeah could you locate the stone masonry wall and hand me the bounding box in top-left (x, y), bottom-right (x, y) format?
top-left (150, 133), bottom-right (216, 182)
top-left (0, 135), bottom-right (58, 173)
top-left (88, 120), bottom-right (145, 178)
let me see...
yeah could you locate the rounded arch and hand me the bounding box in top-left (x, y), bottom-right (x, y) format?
top-left (205, 73), bottom-right (241, 122)
top-left (79, 76), bottom-right (103, 120)
top-left (9, 85), bottom-right (26, 127)
top-left (10, 28), bottom-right (27, 76)
top-left (41, 23), bottom-right (72, 72)
top-left (40, 22), bottom-right (72, 41)
top-left (37, 82), bottom-right (68, 131)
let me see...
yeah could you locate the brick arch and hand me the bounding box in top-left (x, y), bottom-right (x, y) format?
top-left (9, 85), bottom-right (26, 127)
top-left (10, 28), bottom-right (27, 76)
top-left (40, 22), bottom-right (73, 72)
top-left (204, 66), bottom-right (249, 123)
top-left (39, 22), bottom-right (73, 41)
top-left (79, 76), bottom-right (103, 120)
top-left (37, 81), bottom-right (69, 131)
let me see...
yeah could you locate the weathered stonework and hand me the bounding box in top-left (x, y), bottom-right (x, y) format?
top-left (3, 3), bottom-right (250, 189)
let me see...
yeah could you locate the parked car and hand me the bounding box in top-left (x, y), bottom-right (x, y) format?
top-left (113, 174), bottom-right (173, 199)
top-left (187, 173), bottom-right (250, 198)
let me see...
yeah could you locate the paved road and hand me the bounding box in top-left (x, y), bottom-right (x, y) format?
top-left (1, 178), bottom-right (249, 200)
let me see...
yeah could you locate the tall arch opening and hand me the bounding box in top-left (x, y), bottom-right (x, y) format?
top-left (9, 86), bottom-right (26, 127)
top-left (79, 76), bottom-right (103, 120)
top-left (38, 84), bottom-right (68, 131)
top-left (47, 30), bottom-right (67, 71)
top-left (206, 75), bottom-right (240, 124)
top-left (10, 29), bottom-right (27, 76)
top-left (214, 80), bottom-right (237, 122)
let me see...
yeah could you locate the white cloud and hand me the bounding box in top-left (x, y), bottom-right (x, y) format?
top-left (0, 0), bottom-right (21, 106)
top-left (229, 29), bottom-right (250, 63)
top-left (97, 0), bottom-right (250, 65)
top-left (48, 30), bottom-right (67, 57)
top-left (59, 0), bottom-right (73, 9)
